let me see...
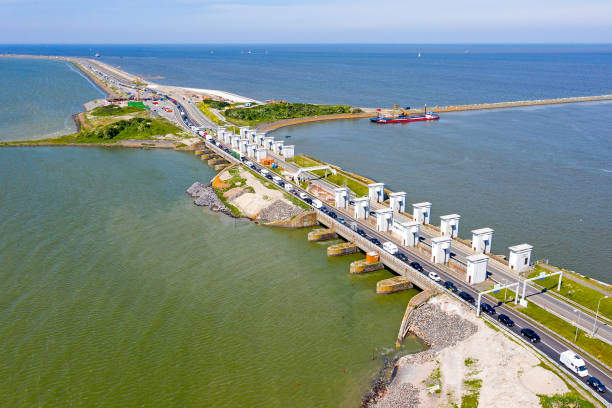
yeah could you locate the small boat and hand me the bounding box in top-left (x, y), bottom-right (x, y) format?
top-left (94, 53), bottom-right (100, 58)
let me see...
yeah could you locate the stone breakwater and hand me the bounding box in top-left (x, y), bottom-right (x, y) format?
top-left (186, 182), bottom-right (235, 217)
top-left (256, 199), bottom-right (303, 223)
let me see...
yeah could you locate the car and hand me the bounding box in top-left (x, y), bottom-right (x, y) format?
top-left (320, 206), bottom-right (328, 213)
top-left (369, 237), bottom-right (381, 246)
top-left (443, 281), bottom-right (458, 292)
top-left (299, 192), bottom-right (308, 199)
top-left (396, 252), bottom-right (408, 262)
top-left (480, 302), bottom-right (496, 315)
top-left (278, 181), bottom-right (285, 188)
top-left (586, 376), bottom-right (607, 393)
top-left (497, 314), bottom-right (514, 327)
top-left (356, 228), bottom-right (367, 237)
top-left (428, 272), bottom-right (441, 282)
top-left (304, 198), bottom-right (313, 204)
top-left (328, 211), bottom-right (337, 219)
top-left (265, 174), bottom-right (273, 180)
top-left (520, 328), bottom-right (540, 343)
top-left (409, 262), bottom-right (424, 272)
top-left (337, 217), bottom-right (345, 224)
top-left (458, 291), bottom-right (475, 304)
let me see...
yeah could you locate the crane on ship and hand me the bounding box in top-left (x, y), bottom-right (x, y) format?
top-left (133, 74), bottom-right (164, 101)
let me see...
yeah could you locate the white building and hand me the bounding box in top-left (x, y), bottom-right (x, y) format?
top-left (272, 140), bottom-right (284, 154)
top-left (256, 132), bottom-right (266, 146)
top-left (508, 244), bottom-right (533, 272)
top-left (283, 145), bottom-right (295, 160)
top-left (431, 236), bottom-right (452, 264)
top-left (389, 192), bottom-right (407, 213)
top-left (247, 144), bottom-right (257, 158)
top-left (440, 214), bottom-right (461, 238)
top-left (392, 221), bottom-right (420, 247)
top-left (376, 208), bottom-right (393, 232)
top-left (239, 126), bottom-right (250, 138)
top-left (247, 130), bottom-right (257, 143)
top-left (413, 202), bottom-right (432, 224)
top-left (466, 254), bottom-right (489, 284)
top-left (223, 132), bottom-right (232, 144)
top-left (368, 183), bottom-right (385, 203)
top-left (354, 197), bottom-right (370, 219)
top-left (239, 139), bottom-right (248, 154)
top-left (230, 135), bottom-right (240, 149)
top-left (256, 148), bottom-right (268, 162)
top-left (471, 228), bottom-right (494, 254)
top-left (264, 137), bottom-right (275, 150)
top-left (334, 187), bottom-right (349, 208)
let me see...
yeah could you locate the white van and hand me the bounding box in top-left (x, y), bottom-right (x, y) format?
top-left (312, 199), bottom-right (323, 209)
top-left (299, 192), bottom-right (308, 199)
top-left (560, 350), bottom-right (588, 377)
top-left (284, 184), bottom-right (294, 193)
top-left (382, 242), bottom-right (398, 255)
top-left (273, 175), bottom-right (282, 184)
top-left (261, 169), bottom-right (270, 176)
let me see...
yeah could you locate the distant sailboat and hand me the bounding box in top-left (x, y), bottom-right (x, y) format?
top-left (94, 53), bottom-right (100, 58)
top-left (418, 52), bottom-right (421, 58)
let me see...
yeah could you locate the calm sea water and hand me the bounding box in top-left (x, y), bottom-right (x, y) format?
top-left (272, 102), bottom-right (612, 281)
top-left (0, 58), bottom-right (104, 140)
top-left (2, 44), bottom-right (612, 106)
top-left (0, 147), bottom-right (422, 407)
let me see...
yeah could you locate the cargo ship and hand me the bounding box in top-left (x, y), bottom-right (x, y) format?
top-left (370, 104), bottom-right (440, 124)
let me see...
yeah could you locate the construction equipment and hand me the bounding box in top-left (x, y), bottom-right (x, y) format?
top-left (133, 75), bottom-right (164, 101)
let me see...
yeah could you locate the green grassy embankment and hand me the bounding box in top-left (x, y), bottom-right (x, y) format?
top-left (197, 102), bottom-right (226, 126)
top-left (90, 104), bottom-right (146, 117)
top-left (224, 102), bottom-right (355, 126)
top-left (488, 289), bottom-right (612, 368)
top-left (529, 265), bottom-right (611, 318)
top-left (288, 154), bottom-right (370, 197)
top-left (1, 117), bottom-right (187, 146)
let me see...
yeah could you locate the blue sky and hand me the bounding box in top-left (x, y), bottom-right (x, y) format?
top-left (1, 0), bottom-right (611, 43)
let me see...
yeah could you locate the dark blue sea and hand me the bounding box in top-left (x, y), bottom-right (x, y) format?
top-left (1, 44), bottom-right (611, 281)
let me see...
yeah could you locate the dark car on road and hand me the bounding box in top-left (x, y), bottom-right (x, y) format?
top-left (586, 376), bottom-right (607, 393)
top-left (480, 302), bottom-right (496, 315)
top-left (356, 228), bottom-right (367, 237)
top-left (265, 174), bottom-right (273, 180)
top-left (443, 281), bottom-right (458, 292)
top-left (320, 206), bottom-right (329, 213)
top-left (458, 291), bottom-right (475, 304)
top-left (278, 181), bottom-right (285, 188)
top-left (328, 211), bottom-right (338, 219)
top-left (520, 328), bottom-right (540, 343)
top-left (337, 217), bottom-right (345, 224)
top-left (497, 314), bottom-right (514, 327)
top-left (396, 252), bottom-right (408, 262)
top-left (409, 262), bottom-right (424, 272)
top-left (304, 198), bottom-right (313, 204)
top-left (369, 237), bottom-right (381, 246)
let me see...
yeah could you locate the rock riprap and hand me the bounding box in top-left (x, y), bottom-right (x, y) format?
top-left (186, 182), bottom-right (233, 216)
top-left (256, 200), bottom-right (303, 223)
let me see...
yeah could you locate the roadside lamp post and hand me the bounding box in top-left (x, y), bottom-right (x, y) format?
top-left (573, 309), bottom-right (581, 343)
top-left (591, 295), bottom-right (608, 337)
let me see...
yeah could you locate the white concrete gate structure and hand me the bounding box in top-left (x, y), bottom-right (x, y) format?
top-left (239, 139), bottom-right (248, 154)
top-left (466, 254), bottom-right (489, 284)
top-left (392, 221), bottom-right (420, 247)
top-left (354, 197), bottom-right (370, 219)
top-left (256, 132), bottom-right (266, 146)
top-left (508, 244), bottom-right (533, 272)
top-left (440, 214), bottom-right (461, 238)
top-left (413, 202), bottom-right (432, 224)
top-left (230, 135), bottom-right (240, 149)
top-left (224, 132), bottom-right (232, 144)
top-left (239, 126), bottom-right (249, 138)
top-left (471, 228), bottom-right (494, 254)
top-left (376, 208), bottom-right (393, 232)
top-left (368, 183), bottom-right (385, 203)
top-left (256, 148), bottom-right (267, 162)
top-left (247, 144), bottom-right (257, 158)
top-left (264, 137), bottom-right (275, 150)
top-left (272, 141), bottom-right (284, 154)
top-left (389, 192), bottom-right (407, 213)
top-left (431, 236), bottom-right (451, 264)
top-left (283, 145), bottom-right (295, 159)
top-left (334, 187), bottom-right (349, 209)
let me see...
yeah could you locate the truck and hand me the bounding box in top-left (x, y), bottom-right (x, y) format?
top-left (560, 351), bottom-right (589, 377)
top-left (261, 169), bottom-right (270, 176)
top-left (312, 199), bottom-right (323, 209)
top-left (382, 242), bottom-right (398, 255)
top-left (272, 175), bottom-right (282, 184)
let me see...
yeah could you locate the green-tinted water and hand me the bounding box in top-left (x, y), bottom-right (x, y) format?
top-left (0, 147), bottom-right (422, 407)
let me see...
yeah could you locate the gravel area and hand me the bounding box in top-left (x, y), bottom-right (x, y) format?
top-left (373, 383), bottom-right (420, 408)
top-left (186, 182), bottom-right (234, 216)
top-left (406, 302), bottom-right (478, 350)
top-left (256, 199), bottom-right (303, 223)
top-left (186, 182), bottom-right (208, 198)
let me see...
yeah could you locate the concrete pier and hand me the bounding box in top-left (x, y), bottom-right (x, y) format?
top-left (208, 158), bottom-right (226, 166)
top-left (327, 242), bottom-right (359, 257)
top-left (376, 276), bottom-right (414, 294)
top-left (308, 228), bottom-right (338, 242)
top-left (350, 259), bottom-right (384, 274)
